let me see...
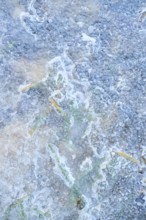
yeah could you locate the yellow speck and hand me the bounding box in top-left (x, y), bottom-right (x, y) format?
top-left (28, 127), bottom-right (36, 136)
top-left (116, 151), bottom-right (139, 164)
top-left (49, 98), bottom-right (62, 112)
top-left (20, 84), bottom-right (34, 92)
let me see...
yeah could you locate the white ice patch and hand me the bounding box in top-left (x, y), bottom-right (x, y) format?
top-left (20, 12), bottom-right (38, 40)
top-left (80, 157), bottom-right (93, 172)
top-left (77, 21), bottom-right (84, 27)
top-left (81, 33), bottom-right (100, 56)
top-left (47, 144), bottom-right (75, 187)
top-left (82, 33), bottom-right (96, 44)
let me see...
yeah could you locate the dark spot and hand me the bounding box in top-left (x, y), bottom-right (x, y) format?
top-left (76, 197), bottom-right (85, 210)
top-left (141, 156), bottom-right (146, 164)
top-left (138, 169), bottom-right (144, 174)
top-left (135, 193), bottom-right (145, 205)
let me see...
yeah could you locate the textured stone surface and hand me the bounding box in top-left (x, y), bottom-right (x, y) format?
top-left (0, 0), bottom-right (146, 219)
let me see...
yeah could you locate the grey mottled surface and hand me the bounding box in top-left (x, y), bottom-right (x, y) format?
top-left (0, 0), bottom-right (146, 219)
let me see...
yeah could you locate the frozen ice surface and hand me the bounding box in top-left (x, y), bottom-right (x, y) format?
top-left (0, 0), bottom-right (146, 219)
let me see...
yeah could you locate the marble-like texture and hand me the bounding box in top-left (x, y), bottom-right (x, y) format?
top-left (0, 0), bottom-right (146, 219)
